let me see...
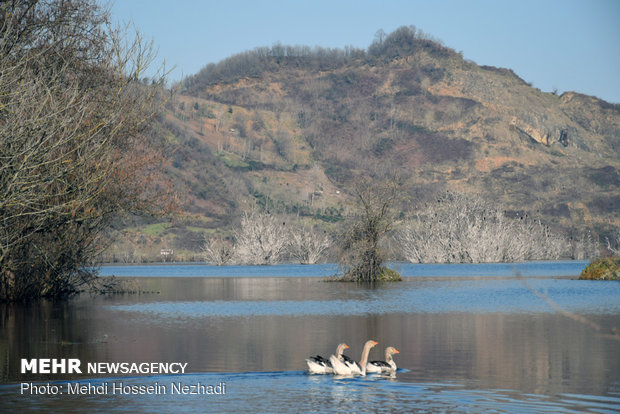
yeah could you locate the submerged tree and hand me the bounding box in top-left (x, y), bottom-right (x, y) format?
top-left (0, 0), bottom-right (172, 301)
top-left (233, 211), bottom-right (288, 265)
top-left (208, 211), bottom-right (332, 266)
top-left (396, 192), bottom-right (598, 263)
top-left (287, 223), bottom-right (331, 264)
top-left (606, 230), bottom-right (620, 256)
top-left (203, 236), bottom-right (235, 266)
top-left (337, 179), bottom-right (402, 283)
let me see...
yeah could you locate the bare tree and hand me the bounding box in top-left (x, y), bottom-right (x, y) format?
top-left (337, 179), bottom-right (402, 282)
top-left (606, 230), bottom-right (620, 256)
top-left (273, 130), bottom-right (294, 163)
top-left (287, 224), bottom-right (331, 264)
top-left (373, 29), bottom-right (387, 45)
top-left (208, 213), bottom-right (331, 265)
top-left (0, 0), bottom-right (171, 301)
top-left (396, 192), bottom-right (592, 263)
top-left (203, 236), bottom-right (235, 265)
top-left (570, 232), bottom-right (600, 260)
top-left (233, 211), bottom-right (288, 265)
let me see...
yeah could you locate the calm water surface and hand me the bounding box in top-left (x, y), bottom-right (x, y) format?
top-left (1, 261), bottom-right (619, 413)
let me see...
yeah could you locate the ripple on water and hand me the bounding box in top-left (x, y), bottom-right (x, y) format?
top-left (107, 278), bottom-right (620, 319)
top-left (1, 372), bottom-right (617, 413)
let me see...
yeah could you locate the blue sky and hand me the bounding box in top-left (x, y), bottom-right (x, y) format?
top-left (108, 0), bottom-right (620, 103)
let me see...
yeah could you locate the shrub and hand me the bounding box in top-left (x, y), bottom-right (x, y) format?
top-left (579, 257), bottom-right (620, 280)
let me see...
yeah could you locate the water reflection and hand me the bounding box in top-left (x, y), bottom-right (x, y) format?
top-left (2, 373), bottom-right (618, 413)
top-left (97, 261), bottom-right (589, 278)
top-left (104, 278), bottom-right (620, 317)
top-left (1, 272), bottom-right (619, 412)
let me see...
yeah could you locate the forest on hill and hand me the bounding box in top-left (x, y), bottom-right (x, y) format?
top-left (103, 26), bottom-right (620, 264)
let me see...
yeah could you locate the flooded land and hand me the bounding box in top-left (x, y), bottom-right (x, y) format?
top-left (1, 262), bottom-right (619, 413)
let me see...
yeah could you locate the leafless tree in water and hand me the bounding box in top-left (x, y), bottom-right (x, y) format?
top-left (605, 230), bottom-right (620, 256)
top-left (232, 211), bottom-right (288, 265)
top-left (287, 223), bottom-right (331, 264)
top-left (337, 178), bottom-right (401, 282)
top-left (396, 192), bottom-right (598, 263)
top-left (203, 236), bottom-right (235, 265)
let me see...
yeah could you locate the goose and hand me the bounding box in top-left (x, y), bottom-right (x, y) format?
top-left (306, 343), bottom-right (349, 374)
top-left (329, 340), bottom-right (378, 376)
top-left (366, 346), bottom-right (399, 373)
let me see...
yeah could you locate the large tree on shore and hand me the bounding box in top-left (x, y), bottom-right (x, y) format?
top-left (0, 0), bottom-right (173, 301)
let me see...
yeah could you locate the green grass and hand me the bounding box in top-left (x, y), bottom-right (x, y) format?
top-left (378, 267), bottom-right (403, 281)
top-left (217, 151), bottom-right (250, 169)
top-left (185, 226), bottom-right (215, 234)
top-left (328, 266), bottom-right (403, 283)
top-left (143, 222), bottom-right (171, 237)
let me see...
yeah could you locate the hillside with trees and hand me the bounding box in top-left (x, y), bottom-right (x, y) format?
top-left (103, 26), bottom-right (620, 264)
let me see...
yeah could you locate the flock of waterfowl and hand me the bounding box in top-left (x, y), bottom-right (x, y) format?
top-left (306, 340), bottom-right (399, 376)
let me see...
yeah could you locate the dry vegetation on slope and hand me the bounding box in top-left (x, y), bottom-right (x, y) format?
top-left (104, 26), bottom-right (620, 262)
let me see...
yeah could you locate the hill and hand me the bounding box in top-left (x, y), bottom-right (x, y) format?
top-left (102, 26), bottom-right (620, 262)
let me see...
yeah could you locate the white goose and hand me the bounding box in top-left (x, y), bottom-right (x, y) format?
top-left (329, 340), bottom-right (378, 376)
top-left (306, 343), bottom-right (349, 374)
top-left (366, 346), bottom-right (400, 373)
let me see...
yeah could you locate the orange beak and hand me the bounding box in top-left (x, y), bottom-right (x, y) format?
top-left (372, 340), bottom-right (378, 346)
top-left (344, 344), bottom-right (350, 349)
top-left (393, 348), bottom-right (400, 354)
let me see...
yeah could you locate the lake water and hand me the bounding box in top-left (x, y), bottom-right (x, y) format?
top-left (1, 261), bottom-right (619, 413)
